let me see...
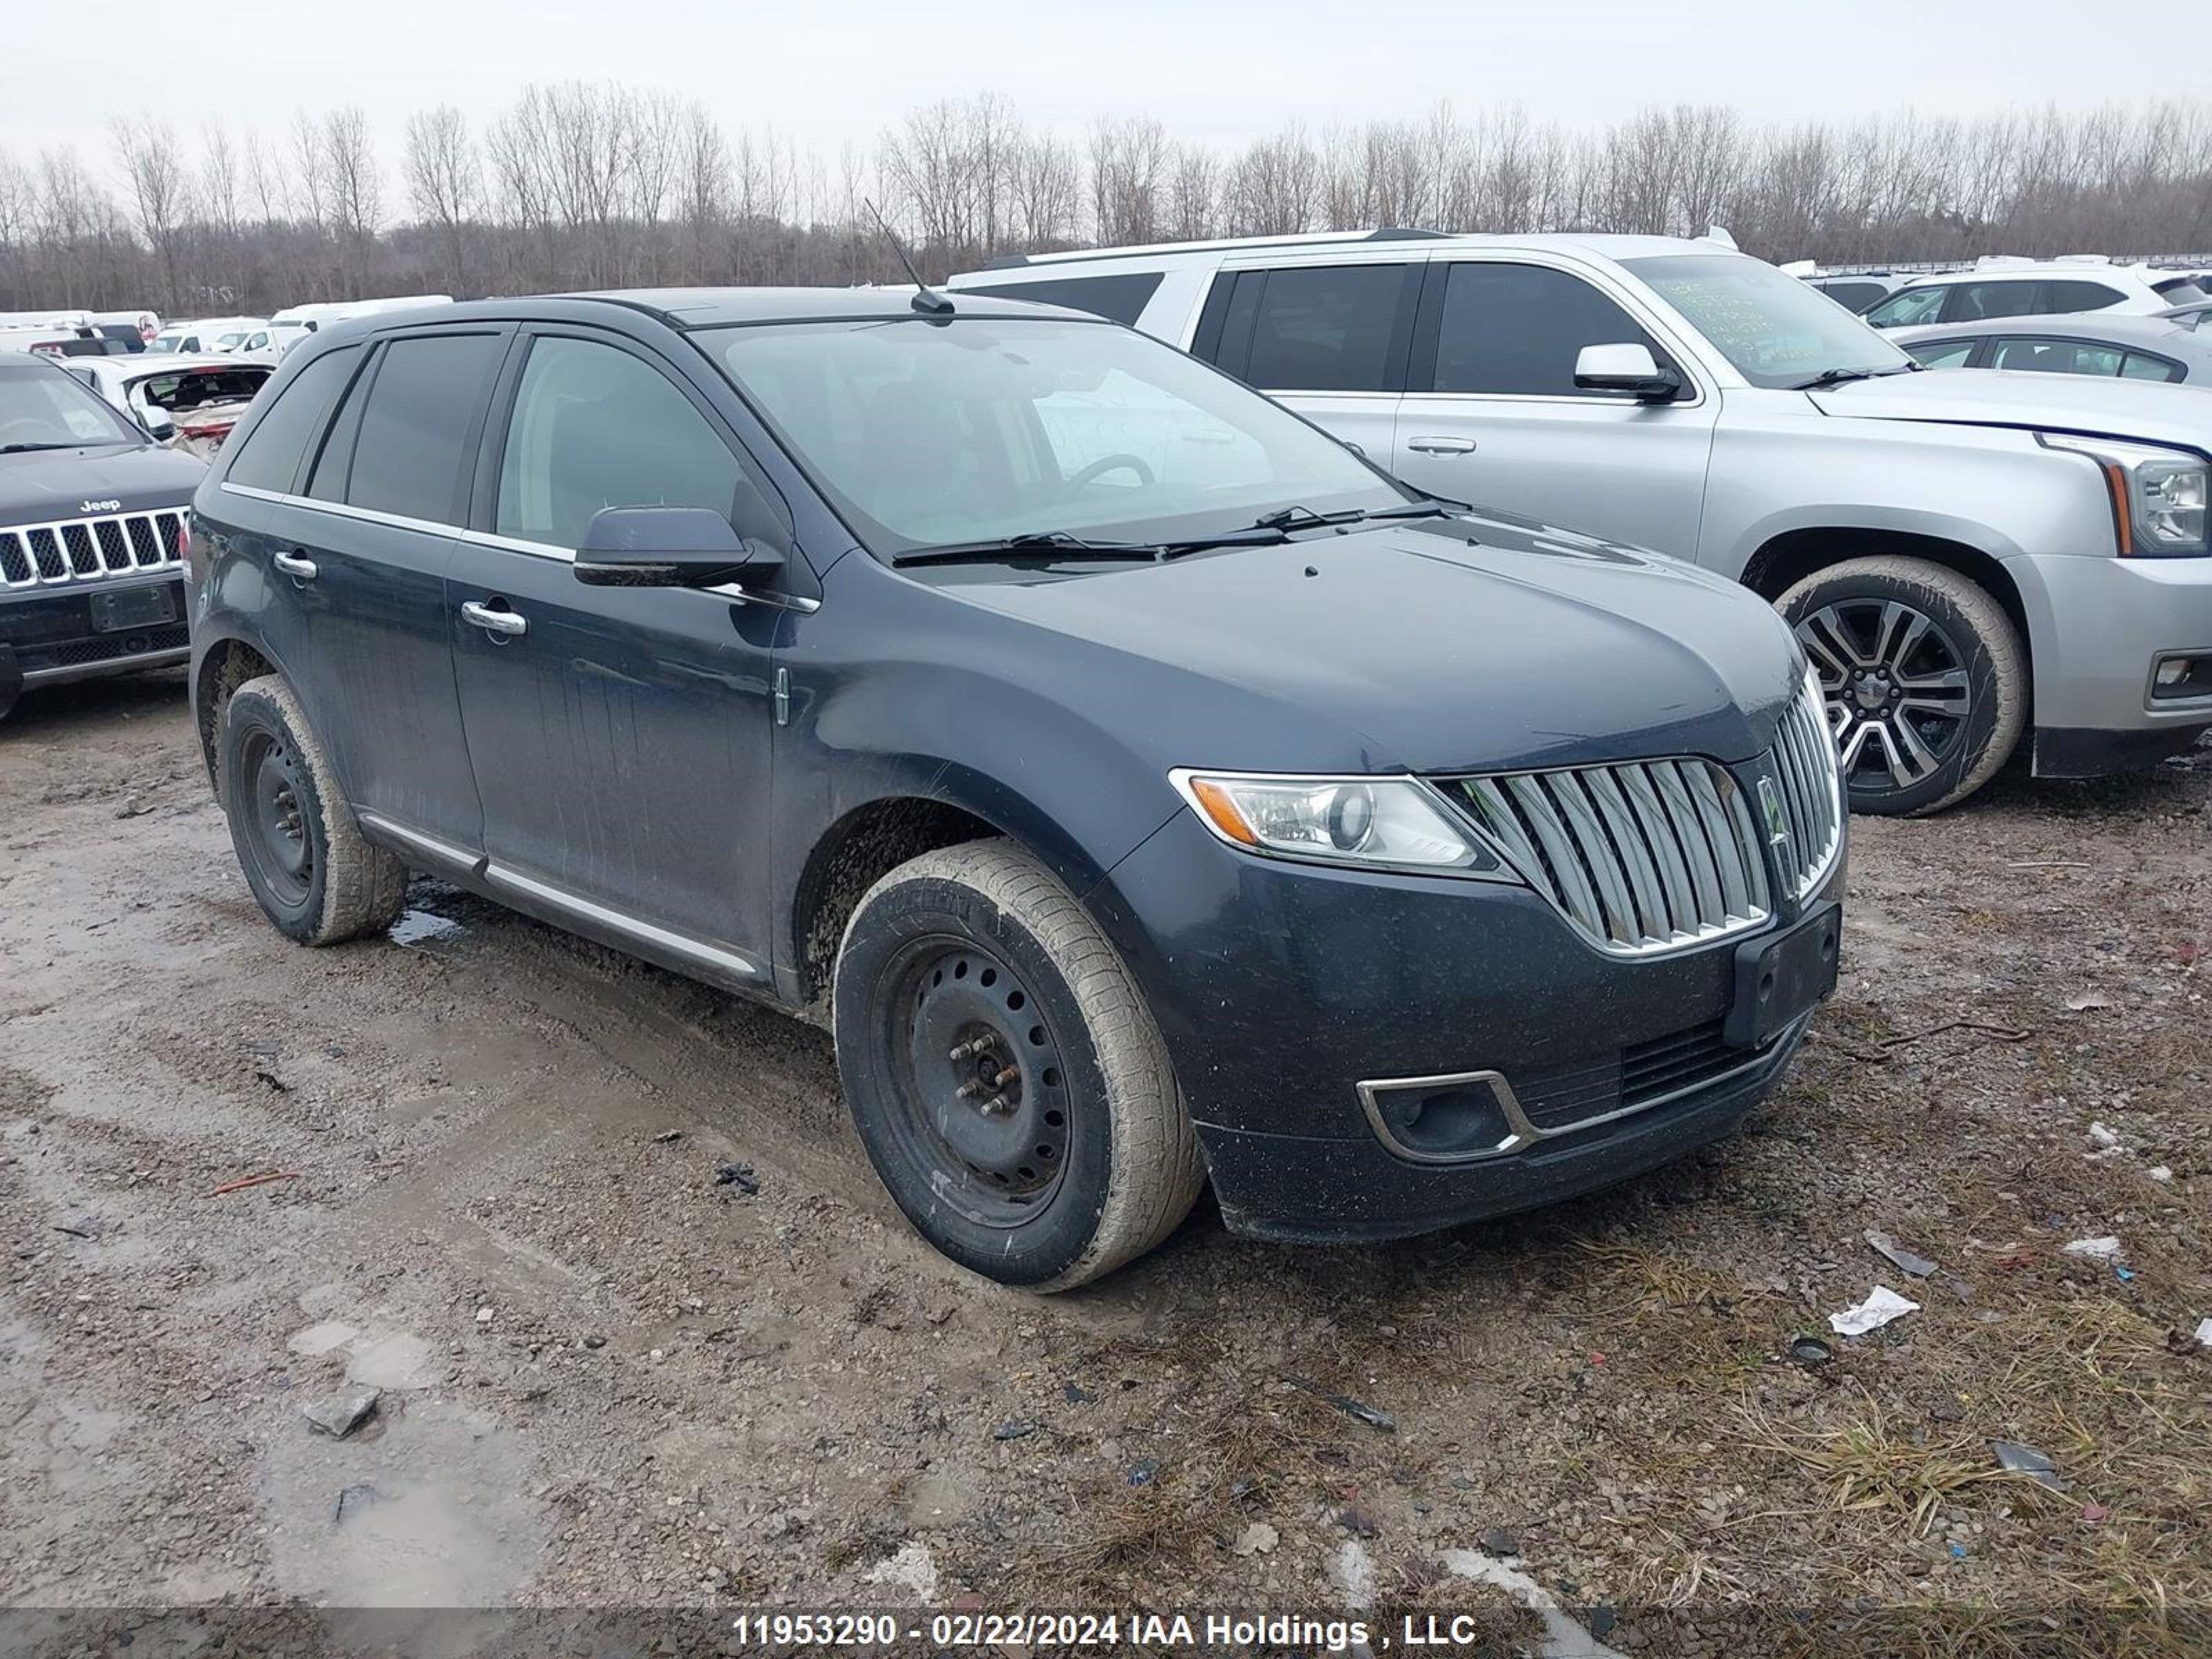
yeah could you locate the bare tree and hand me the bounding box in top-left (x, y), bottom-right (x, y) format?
top-left (405, 105), bottom-right (479, 292)
top-left (112, 117), bottom-right (189, 310)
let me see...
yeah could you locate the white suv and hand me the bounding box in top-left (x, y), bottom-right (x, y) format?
top-left (1862, 260), bottom-right (2209, 330)
top-left (950, 232), bottom-right (2212, 815)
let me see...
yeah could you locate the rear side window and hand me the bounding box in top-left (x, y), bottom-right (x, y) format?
top-left (1428, 263), bottom-right (1660, 397)
top-left (1239, 265), bottom-right (1411, 391)
top-left (494, 336), bottom-right (758, 550)
top-left (975, 273), bottom-right (1163, 327)
top-left (345, 333), bottom-right (502, 523)
top-left (2041, 279), bottom-right (2126, 313)
top-left (2152, 278), bottom-right (2209, 304)
top-left (2121, 353), bottom-right (2184, 382)
top-left (1989, 337), bottom-right (2123, 376)
top-left (223, 346), bottom-right (360, 492)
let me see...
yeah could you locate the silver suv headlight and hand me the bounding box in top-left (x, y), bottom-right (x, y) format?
top-left (1170, 770), bottom-right (1508, 874)
top-left (2040, 433), bottom-right (2210, 557)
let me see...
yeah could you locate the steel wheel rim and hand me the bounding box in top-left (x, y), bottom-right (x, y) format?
top-left (241, 729), bottom-right (314, 906)
top-left (881, 935), bottom-right (1070, 1230)
top-left (1794, 598), bottom-right (1971, 792)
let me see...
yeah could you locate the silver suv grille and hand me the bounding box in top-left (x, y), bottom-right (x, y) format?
top-left (1457, 758), bottom-right (1773, 955)
top-left (1451, 675), bottom-right (1844, 958)
top-left (1767, 671), bottom-right (1845, 901)
top-left (0, 509), bottom-right (185, 589)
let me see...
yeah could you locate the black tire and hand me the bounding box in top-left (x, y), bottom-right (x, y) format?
top-left (832, 839), bottom-right (1205, 1291)
top-left (1777, 556), bottom-right (2026, 816)
top-left (220, 675), bottom-right (406, 945)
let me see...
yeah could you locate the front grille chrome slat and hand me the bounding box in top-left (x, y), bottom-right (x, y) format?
top-left (1458, 755), bottom-right (1772, 957)
top-left (1770, 675), bottom-right (1845, 901)
top-left (0, 510), bottom-right (186, 591)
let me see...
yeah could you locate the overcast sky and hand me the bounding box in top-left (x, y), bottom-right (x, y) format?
top-left (6, 0), bottom-right (2200, 176)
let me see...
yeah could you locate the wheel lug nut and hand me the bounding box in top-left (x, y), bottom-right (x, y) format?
top-left (948, 1038), bottom-right (990, 1062)
top-left (993, 1067), bottom-right (1018, 1087)
top-left (980, 1094), bottom-right (1010, 1115)
top-left (955, 1079), bottom-right (982, 1099)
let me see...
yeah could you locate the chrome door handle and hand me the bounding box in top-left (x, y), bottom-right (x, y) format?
top-left (460, 599), bottom-right (527, 637)
top-left (273, 551), bottom-right (317, 579)
top-left (1407, 435), bottom-right (1478, 455)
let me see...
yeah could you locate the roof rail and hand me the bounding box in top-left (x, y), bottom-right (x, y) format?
top-left (979, 227), bottom-right (1451, 272)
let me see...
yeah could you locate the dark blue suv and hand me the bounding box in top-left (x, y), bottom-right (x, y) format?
top-left (186, 288), bottom-right (1844, 1288)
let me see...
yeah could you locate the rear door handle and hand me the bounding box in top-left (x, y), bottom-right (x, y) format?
top-left (460, 599), bottom-right (528, 638)
top-left (272, 550), bottom-right (317, 579)
top-left (1407, 435), bottom-right (1478, 455)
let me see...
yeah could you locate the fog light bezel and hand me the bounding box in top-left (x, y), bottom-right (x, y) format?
top-left (2148, 651), bottom-right (2212, 703)
top-left (1355, 1069), bottom-right (1541, 1165)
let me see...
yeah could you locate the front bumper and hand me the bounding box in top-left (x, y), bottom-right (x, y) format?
top-left (0, 574), bottom-right (190, 697)
top-left (1090, 809), bottom-right (1837, 1241)
top-left (2005, 552), bottom-right (2212, 774)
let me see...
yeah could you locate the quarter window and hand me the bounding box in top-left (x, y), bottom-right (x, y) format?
top-left (1430, 263), bottom-right (1661, 397)
top-left (2041, 280), bottom-right (2127, 313)
top-left (495, 336), bottom-right (749, 550)
top-left (1989, 337), bottom-right (2124, 376)
top-left (1904, 337), bottom-right (1978, 368)
top-left (223, 346), bottom-right (360, 493)
top-left (1863, 286), bottom-right (1947, 328)
top-left (346, 333), bottom-right (502, 524)
top-left (1240, 265), bottom-right (1409, 392)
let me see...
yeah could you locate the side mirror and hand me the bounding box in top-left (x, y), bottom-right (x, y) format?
top-left (573, 505), bottom-right (780, 588)
top-left (139, 407), bottom-right (177, 443)
top-left (1574, 343), bottom-right (1683, 402)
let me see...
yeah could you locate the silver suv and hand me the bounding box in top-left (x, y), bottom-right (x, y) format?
top-left (952, 232), bottom-right (2212, 814)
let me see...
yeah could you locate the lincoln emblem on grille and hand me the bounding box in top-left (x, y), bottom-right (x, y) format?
top-left (1757, 776), bottom-right (1791, 852)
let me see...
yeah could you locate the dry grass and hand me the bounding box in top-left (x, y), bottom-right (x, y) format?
top-left (1738, 1396), bottom-right (2050, 1537)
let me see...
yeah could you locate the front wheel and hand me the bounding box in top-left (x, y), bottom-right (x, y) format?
top-left (1777, 556), bottom-right (2027, 816)
top-left (832, 840), bottom-right (1204, 1290)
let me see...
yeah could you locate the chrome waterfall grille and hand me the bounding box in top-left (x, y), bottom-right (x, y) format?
top-left (1456, 758), bottom-right (1772, 955)
top-left (1450, 675), bottom-right (1843, 957)
top-left (1767, 671), bottom-right (1845, 901)
top-left (0, 509), bottom-right (185, 589)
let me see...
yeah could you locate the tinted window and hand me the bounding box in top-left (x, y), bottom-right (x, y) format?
top-left (2152, 278), bottom-right (2209, 304)
top-left (1989, 337), bottom-right (2124, 376)
top-left (1863, 286), bottom-right (1947, 328)
top-left (1432, 263), bottom-right (1658, 396)
top-left (346, 333), bottom-right (500, 523)
top-left (2121, 353), bottom-right (2185, 382)
top-left (1905, 337), bottom-right (1978, 368)
top-left (223, 346), bottom-right (359, 491)
top-left (1947, 282), bottom-right (2047, 322)
top-left (1817, 281), bottom-right (1885, 311)
top-left (496, 336), bottom-right (749, 550)
top-left (1242, 265), bottom-right (1407, 391)
top-left (977, 272), bottom-right (1164, 327)
top-left (2041, 280), bottom-right (2126, 313)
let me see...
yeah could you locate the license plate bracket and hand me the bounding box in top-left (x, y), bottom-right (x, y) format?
top-left (1726, 901), bottom-right (1840, 1049)
top-left (87, 583), bottom-right (176, 633)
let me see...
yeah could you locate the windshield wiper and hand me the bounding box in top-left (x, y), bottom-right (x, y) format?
top-left (1792, 364), bottom-right (1917, 391)
top-left (891, 532), bottom-right (1160, 569)
top-left (0, 441), bottom-right (91, 454)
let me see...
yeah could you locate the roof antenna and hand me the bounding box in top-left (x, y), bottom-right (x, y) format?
top-left (865, 199), bottom-right (954, 316)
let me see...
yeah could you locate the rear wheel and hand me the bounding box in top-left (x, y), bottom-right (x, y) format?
top-left (1777, 556), bottom-right (2025, 816)
top-left (832, 840), bottom-right (1204, 1290)
top-left (221, 675), bottom-right (406, 944)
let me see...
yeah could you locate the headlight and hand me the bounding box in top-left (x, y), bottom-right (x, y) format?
top-left (2041, 433), bottom-right (2210, 556)
top-left (1170, 770), bottom-right (1505, 873)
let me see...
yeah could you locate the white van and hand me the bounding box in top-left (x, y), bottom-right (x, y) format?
top-left (246, 295), bottom-right (455, 362)
top-left (150, 316), bottom-right (265, 355)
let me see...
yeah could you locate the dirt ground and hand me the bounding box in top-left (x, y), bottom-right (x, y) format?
top-left (1, 670), bottom-right (2207, 1656)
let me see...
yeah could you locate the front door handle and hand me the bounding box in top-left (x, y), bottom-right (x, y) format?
top-left (1407, 435), bottom-right (1479, 455)
top-left (460, 599), bottom-right (528, 638)
top-left (272, 550), bottom-right (317, 579)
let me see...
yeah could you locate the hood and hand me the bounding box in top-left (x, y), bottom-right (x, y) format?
top-left (948, 513), bottom-right (1806, 774)
top-left (1811, 368), bottom-right (2212, 453)
top-left (0, 441), bottom-right (205, 525)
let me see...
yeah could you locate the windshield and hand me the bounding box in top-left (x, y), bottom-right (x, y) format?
top-left (706, 315), bottom-right (1408, 558)
top-left (1624, 253), bottom-right (1913, 389)
top-left (0, 365), bottom-right (144, 450)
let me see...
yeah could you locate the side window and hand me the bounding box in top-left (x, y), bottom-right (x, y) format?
top-left (222, 346), bottom-right (361, 492)
top-left (1946, 282), bottom-right (2047, 322)
top-left (1989, 337), bottom-right (2122, 377)
top-left (1863, 286), bottom-right (1947, 328)
top-left (2121, 353), bottom-right (2184, 382)
top-left (1817, 280), bottom-right (1883, 311)
top-left (979, 273), bottom-right (1164, 327)
top-left (306, 354), bottom-right (375, 502)
top-left (2043, 280), bottom-right (2126, 313)
top-left (345, 333), bottom-right (503, 524)
top-left (1430, 263), bottom-right (1660, 397)
top-left (1904, 337), bottom-right (1978, 368)
top-left (1240, 264), bottom-right (1410, 392)
top-left (494, 335), bottom-right (761, 550)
